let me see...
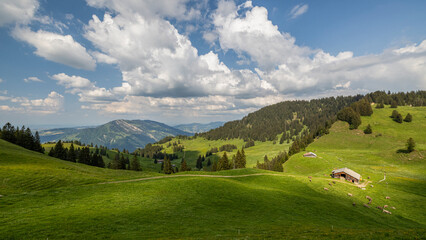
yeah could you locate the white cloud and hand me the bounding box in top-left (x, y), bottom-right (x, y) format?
top-left (86, 0), bottom-right (202, 21)
top-left (211, 1), bottom-right (426, 95)
top-left (51, 73), bottom-right (116, 102)
top-left (289, 4), bottom-right (309, 19)
top-left (0, 0), bottom-right (39, 26)
top-left (83, 11), bottom-right (272, 98)
top-left (0, 77), bottom-right (3, 83)
top-left (212, 1), bottom-right (311, 70)
top-left (24, 76), bottom-right (43, 83)
top-left (51, 73), bottom-right (94, 91)
top-left (8, 91), bottom-right (64, 114)
top-left (12, 27), bottom-right (96, 70)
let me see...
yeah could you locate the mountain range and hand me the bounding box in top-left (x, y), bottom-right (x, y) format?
top-left (39, 120), bottom-right (222, 151)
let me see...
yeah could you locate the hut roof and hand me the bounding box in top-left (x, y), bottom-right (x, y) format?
top-left (332, 167), bottom-right (361, 180)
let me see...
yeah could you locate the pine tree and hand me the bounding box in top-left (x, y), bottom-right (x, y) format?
top-left (391, 110), bottom-right (399, 118)
top-left (130, 154), bottom-right (141, 171)
top-left (211, 160), bottom-right (218, 172)
top-left (68, 143), bottom-right (77, 162)
top-left (406, 138), bottom-right (415, 152)
top-left (364, 124), bottom-right (372, 134)
top-left (241, 148), bottom-right (246, 168)
top-left (217, 152), bottom-right (230, 171)
top-left (395, 113), bottom-right (403, 123)
top-left (196, 155), bottom-right (203, 170)
top-left (180, 158), bottom-right (188, 172)
top-left (163, 157), bottom-right (173, 174)
top-left (404, 113), bottom-right (412, 122)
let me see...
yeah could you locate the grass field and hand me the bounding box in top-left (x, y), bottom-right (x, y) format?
top-left (0, 105), bottom-right (425, 239)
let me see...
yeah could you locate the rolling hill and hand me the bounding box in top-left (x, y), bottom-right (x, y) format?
top-left (0, 105), bottom-right (425, 239)
top-left (39, 119), bottom-right (190, 151)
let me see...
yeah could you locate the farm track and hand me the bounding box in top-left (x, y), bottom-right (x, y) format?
top-left (98, 173), bottom-right (370, 188)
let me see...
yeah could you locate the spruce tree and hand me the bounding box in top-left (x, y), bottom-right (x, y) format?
top-left (395, 113), bottom-right (403, 123)
top-left (180, 158), bottom-right (188, 171)
top-left (130, 154), bottom-right (141, 171)
top-left (68, 143), bottom-right (77, 162)
top-left (390, 100), bottom-right (398, 108)
top-left (217, 152), bottom-right (230, 171)
top-left (364, 124), bottom-right (372, 134)
top-left (241, 148), bottom-right (246, 168)
top-left (163, 157), bottom-right (173, 174)
top-left (391, 110), bottom-right (399, 118)
top-left (406, 138), bottom-right (415, 152)
top-left (196, 155), bottom-right (203, 170)
top-left (404, 113), bottom-right (412, 122)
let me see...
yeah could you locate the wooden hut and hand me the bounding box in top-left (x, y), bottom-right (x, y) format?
top-left (303, 152), bottom-right (317, 157)
top-left (332, 168), bottom-right (361, 184)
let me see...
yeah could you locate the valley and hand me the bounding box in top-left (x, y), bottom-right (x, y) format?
top-left (1, 103), bottom-right (425, 239)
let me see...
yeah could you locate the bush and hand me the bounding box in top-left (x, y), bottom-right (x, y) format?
top-left (364, 124), bottom-right (372, 134)
top-left (404, 113), bottom-right (412, 122)
top-left (406, 138), bottom-right (415, 152)
top-left (394, 114), bottom-right (403, 123)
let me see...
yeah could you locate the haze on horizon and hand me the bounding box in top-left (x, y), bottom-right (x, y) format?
top-left (0, 0), bottom-right (425, 127)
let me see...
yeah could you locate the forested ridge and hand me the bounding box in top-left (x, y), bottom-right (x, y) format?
top-left (199, 91), bottom-right (426, 143)
top-left (199, 95), bottom-right (363, 141)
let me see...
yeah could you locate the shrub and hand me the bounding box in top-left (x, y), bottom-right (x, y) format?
top-left (404, 113), bottom-right (412, 122)
top-left (364, 124), bottom-right (372, 134)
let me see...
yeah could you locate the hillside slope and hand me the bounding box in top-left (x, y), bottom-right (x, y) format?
top-left (40, 119), bottom-right (189, 151)
top-left (1, 107), bottom-right (425, 239)
top-left (0, 139), bottom-right (156, 195)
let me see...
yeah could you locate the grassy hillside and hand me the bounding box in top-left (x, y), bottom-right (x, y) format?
top-left (0, 106), bottom-right (425, 239)
top-left (0, 140), bottom-right (157, 195)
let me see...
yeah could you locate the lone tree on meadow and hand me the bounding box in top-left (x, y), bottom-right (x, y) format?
top-left (395, 113), bottom-right (403, 123)
top-left (404, 113), bottom-right (413, 122)
top-left (390, 100), bottom-right (398, 108)
top-left (364, 124), bottom-right (372, 134)
top-left (406, 138), bottom-right (415, 153)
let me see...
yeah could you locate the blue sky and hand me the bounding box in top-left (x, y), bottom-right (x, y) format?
top-left (0, 0), bottom-right (425, 128)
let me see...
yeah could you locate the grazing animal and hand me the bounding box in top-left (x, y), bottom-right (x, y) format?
top-left (383, 205), bottom-right (388, 208)
top-left (328, 183), bottom-right (332, 186)
top-left (363, 203), bottom-right (371, 208)
top-left (332, 181), bottom-right (336, 184)
top-left (383, 210), bottom-right (392, 214)
top-left (309, 179), bottom-right (311, 182)
top-left (391, 206), bottom-right (396, 210)
top-left (366, 196), bottom-right (372, 201)
top-left (377, 206), bottom-right (383, 210)
top-left (368, 200), bottom-right (372, 205)
top-left (370, 185), bottom-right (374, 187)
top-left (367, 176), bottom-right (370, 179)
top-left (324, 187), bottom-right (329, 191)
top-left (348, 193), bottom-right (353, 197)
top-left (308, 176), bottom-right (312, 179)
top-left (386, 196), bottom-right (390, 199)
top-left (352, 202), bottom-right (356, 207)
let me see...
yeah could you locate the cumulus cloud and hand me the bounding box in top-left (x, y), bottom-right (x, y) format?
top-left (211, 1), bottom-right (426, 95)
top-left (24, 76), bottom-right (43, 83)
top-left (12, 27), bottom-right (96, 70)
top-left (0, 0), bottom-right (39, 26)
top-left (86, 0), bottom-right (202, 21)
top-left (51, 73), bottom-right (116, 102)
top-left (289, 4), bottom-right (309, 19)
top-left (83, 9), bottom-right (273, 98)
top-left (7, 91), bottom-right (64, 114)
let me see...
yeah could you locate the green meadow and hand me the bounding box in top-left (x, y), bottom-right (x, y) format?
top-left (0, 106), bottom-right (425, 239)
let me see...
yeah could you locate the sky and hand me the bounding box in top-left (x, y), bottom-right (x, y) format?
top-left (0, 0), bottom-right (425, 128)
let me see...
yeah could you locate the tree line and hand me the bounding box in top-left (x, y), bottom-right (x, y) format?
top-left (0, 123), bottom-right (44, 153)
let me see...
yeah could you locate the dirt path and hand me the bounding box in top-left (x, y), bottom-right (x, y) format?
top-left (98, 173), bottom-right (281, 184)
top-left (98, 173), bottom-right (370, 187)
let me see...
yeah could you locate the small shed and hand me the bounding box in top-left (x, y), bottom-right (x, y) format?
top-left (303, 152), bottom-right (317, 158)
top-left (332, 168), bottom-right (361, 184)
